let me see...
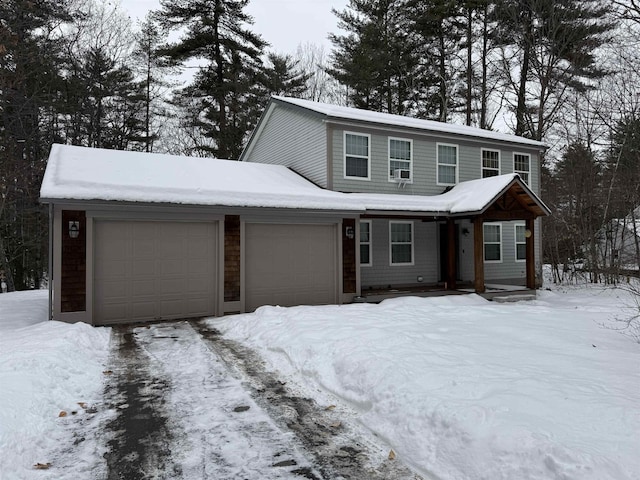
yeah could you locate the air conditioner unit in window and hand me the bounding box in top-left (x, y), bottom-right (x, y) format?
top-left (393, 169), bottom-right (411, 181)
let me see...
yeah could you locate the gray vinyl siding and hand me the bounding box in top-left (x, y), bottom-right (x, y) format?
top-left (243, 105), bottom-right (328, 187)
top-left (331, 126), bottom-right (541, 195)
top-left (361, 219), bottom-right (439, 287)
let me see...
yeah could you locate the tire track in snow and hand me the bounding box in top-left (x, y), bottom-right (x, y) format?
top-left (190, 320), bottom-right (422, 480)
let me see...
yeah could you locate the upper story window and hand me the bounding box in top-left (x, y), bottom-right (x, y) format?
top-left (360, 220), bottom-right (372, 266)
top-left (514, 153), bottom-right (531, 185)
top-left (437, 143), bottom-right (458, 185)
top-left (344, 132), bottom-right (370, 180)
top-left (483, 223), bottom-right (502, 262)
top-left (482, 149), bottom-right (500, 178)
top-left (515, 224), bottom-right (526, 262)
top-left (390, 221), bottom-right (414, 265)
top-left (389, 138), bottom-right (412, 181)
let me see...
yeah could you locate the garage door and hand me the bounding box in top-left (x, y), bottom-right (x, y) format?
top-left (245, 223), bottom-right (337, 312)
top-left (94, 221), bottom-right (218, 325)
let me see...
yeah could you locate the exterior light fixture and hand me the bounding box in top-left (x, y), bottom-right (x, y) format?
top-left (345, 225), bottom-right (354, 239)
top-left (524, 228), bottom-right (532, 239)
top-left (461, 227), bottom-right (470, 236)
top-left (69, 221), bottom-right (80, 239)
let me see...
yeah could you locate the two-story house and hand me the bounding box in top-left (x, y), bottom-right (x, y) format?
top-left (241, 96), bottom-right (550, 299)
top-left (40, 97), bottom-right (549, 326)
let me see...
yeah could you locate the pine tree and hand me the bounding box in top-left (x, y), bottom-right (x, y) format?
top-left (155, 0), bottom-right (267, 159)
top-left (329, 0), bottom-right (421, 115)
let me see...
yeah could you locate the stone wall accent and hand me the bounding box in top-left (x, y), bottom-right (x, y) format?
top-left (342, 218), bottom-right (356, 293)
top-left (61, 210), bottom-right (86, 312)
top-left (224, 215), bottom-right (241, 302)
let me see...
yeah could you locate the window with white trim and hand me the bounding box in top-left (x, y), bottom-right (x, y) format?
top-left (360, 220), bottom-right (372, 266)
top-left (483, 223), bottom-right (502, 262)
top-left (344, 132), bottom-right (370, 179)
top-left (515, 224), bottom-right (526, 262)
top-left (390, 221), bottom-right (413, 265)
top-left (437, 143), bottom-right (458, 185)
top-left (514, 153), bottom-right (531, 185)
top-left (389, 138), bottom-right (412, 180)
top-left (482, 149), bottom-right (500, 178)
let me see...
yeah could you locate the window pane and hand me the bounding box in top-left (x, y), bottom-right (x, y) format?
top-left (438, 145), bottom-right (457, 164)
top-left (346, 134), bottom-right (368, 157)
top-left (391, 223), bottom-right (411, 242)
top-left (360, 244), bottom-right (370, 264)
top-left (517, 171), bottom-right (529, 184)
top-left (514, 154), bottom-right (530, 172)
top-left (482, 169), bottom-right (499, 178)
top-left (438, 164), bottom-right (456, 184)
top-left (346, 156), bottom-right (368, 177)
top-left (390, 139), bottom-right (411, 160)
top-left (360, 222), bottom-right (370, 242)
top-left (515, 225), bottom-right (525, 242)
top-left (482, 150), bottom-right (499, 169)
top-left (484, 225), bottom-right (500, 243)
top-left (485, 244), bottom-right (501, 261)
top-left (392, 244), bottom-right (412, 263)
top-left (517, 244), bottom-right (526, 260)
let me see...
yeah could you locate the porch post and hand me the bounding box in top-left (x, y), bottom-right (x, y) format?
top-left (447, 218), bottom-right (456, 290)
top-left (526, 218), bottom-right (536, 289)
top-left (473, 217), bottom-right (485, 293)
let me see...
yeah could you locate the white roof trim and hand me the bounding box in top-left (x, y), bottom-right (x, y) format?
top-left (272, 96), bottom-right (546, 149)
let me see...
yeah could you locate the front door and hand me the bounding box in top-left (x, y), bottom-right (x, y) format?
top-left (439, 223), bottom-right (460, 282)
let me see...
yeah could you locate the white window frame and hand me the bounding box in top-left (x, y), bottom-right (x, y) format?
top-left (514, 223), bottom-right (526, 263)
top-left (360, 220), bottom-right (372, 267)
top-left (344, 131), bottom-right (371, 181)
top-left (513, 152), bottom-right (531, 186)
top-left (483, 222), bottom-right (503, 263)
top-left (389, 220), bottom-right (414, 266)
top-left (481, 148), bottom-right (501, 178)
top-left (388, 137), bottom-right (413, 183)
top-left (436, 142), bottom-right (459, 186)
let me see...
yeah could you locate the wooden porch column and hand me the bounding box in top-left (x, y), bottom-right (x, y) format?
top-left (526, 218), bottom-right (536, 289)
top-left (446, 218), bottom-right (456, 290)
top-left (473, 217), bottom-right (485, 293)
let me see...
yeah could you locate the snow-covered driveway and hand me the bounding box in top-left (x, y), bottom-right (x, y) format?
top-left (102, 321), bottom-right (416, 479)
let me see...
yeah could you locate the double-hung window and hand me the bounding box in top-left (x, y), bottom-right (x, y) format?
top-left (360, 220), bottom-right (372, 266)
top-left (344, 132), bottom-right (370, 179)
top-left (483, 223), bottom-right (502, 262)
top-left (514, 153), bottom-right (531, 185)
top-left (390, 221), bottom-right (413, 265)
top-left (515, 224), bottom-right (526, 262)
top-left (482, 149), bottom-right (500, 178)
top-left (437, 143), bottom-right (458, 185)
top-left (389, 138), bottom-right (412, 181)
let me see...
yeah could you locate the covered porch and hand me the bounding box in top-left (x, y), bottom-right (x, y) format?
top-left (348, 174), bottom-right (551, 301)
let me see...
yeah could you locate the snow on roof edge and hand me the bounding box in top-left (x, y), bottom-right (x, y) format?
top-left (272, 96), bottom-right (546, 149)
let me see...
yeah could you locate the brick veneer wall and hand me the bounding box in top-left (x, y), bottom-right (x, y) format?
top-left (342, 218), bottom-right (356, 293)
top-left (61, 210), bottom-right (86, 312)
top-left (224, 215), bottom-right (241, 302)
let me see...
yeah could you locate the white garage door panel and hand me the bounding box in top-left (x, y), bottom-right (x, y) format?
top-left (94, 221), bottom-right (218, 325)
top-left (245, 224), bottom-right (337, 312)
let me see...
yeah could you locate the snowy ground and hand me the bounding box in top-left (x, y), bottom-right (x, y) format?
top-left (211, 286), bottom-right (640, 480)
top-left (1, 285), bottom-right (639, 479)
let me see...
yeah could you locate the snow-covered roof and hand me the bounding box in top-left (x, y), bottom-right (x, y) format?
top-left (40, 145), bottom-right (549, 218)
top-left (272, 96), bottom-right (546, 149)
top-left (350, 174), bottom-right (550, 217)
top-left (40, 144), bottom-right (363, 212)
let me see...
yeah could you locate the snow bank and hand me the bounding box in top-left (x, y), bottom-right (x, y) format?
top-left (211, 291), bottom-right (640, 480)
top-left (0, 290), bottom-right (111, 479)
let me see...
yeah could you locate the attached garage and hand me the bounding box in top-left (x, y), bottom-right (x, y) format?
top-left (93, 220), bottom-right (218, 325)
top-left (244, 223), bottom-right (338, 312)
top-left (41, 144), bottom-right (362, 325)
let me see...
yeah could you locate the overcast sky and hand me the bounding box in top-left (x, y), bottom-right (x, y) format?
top-left (121, 0), bottom-right (349, 55)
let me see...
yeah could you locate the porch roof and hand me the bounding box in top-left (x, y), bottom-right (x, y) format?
top-left (353, 174), bottom-right (551, 219)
